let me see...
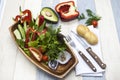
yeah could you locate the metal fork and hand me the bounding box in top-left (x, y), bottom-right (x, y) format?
top-left (65, 35), bottom-right (97, 72)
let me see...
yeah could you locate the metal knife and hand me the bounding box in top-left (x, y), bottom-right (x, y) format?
top-left (65, 35), bottom-right (97, 72)
top-left (71, 31), bottom-right (106, 69)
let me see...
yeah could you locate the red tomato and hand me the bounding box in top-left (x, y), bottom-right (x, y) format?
top-left (92, 20), bottom-right (98, 28)
top-left (42, 55), bottom-right (48, 61)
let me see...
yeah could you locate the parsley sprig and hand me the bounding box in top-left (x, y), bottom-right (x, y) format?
top-left (78, 9), bottom-right (101, 26)
top-left (85, 9), bottom-right (101, 26)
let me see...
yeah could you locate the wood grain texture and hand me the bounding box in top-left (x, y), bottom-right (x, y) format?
top-left (0, 0), bottom-right (120, 80)
top-left (95, 0), bottom-right (120, 80)
top-left (0, 0), bottom-right (36, 80)
top-left (110, 0), bottom-right (120, 42)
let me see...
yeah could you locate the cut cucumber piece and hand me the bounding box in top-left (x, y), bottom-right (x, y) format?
top-left (23, 22), bottom-right (27, 32)
top-left (40, 7), bottom-right (59, 23)
top-left (14, 29), bottom-right (22, 40)
top-left (18, 24), bottom-right (25, 39)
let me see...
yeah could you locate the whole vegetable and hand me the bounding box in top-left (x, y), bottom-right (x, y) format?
top-left (76, 24), bottom-right (98, 45)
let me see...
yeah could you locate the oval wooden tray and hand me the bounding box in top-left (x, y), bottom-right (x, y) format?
top-left (9, 21), bottom-right (78, 78)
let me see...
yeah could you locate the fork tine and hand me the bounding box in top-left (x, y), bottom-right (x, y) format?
top-left (66, 35), bottom-right (76, 47)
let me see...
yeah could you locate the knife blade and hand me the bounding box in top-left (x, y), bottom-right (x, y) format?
top-left (71, 31), bottom-right (106, 69)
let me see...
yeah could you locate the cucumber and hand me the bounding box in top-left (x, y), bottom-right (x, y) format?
top-left (14, 29), bottom-right (22, 40)
top-left (23, 22), bottom-right (27, 32)
top-left (18, 24), bottom-right (25, 39)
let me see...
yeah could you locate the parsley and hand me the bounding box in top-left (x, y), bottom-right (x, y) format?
top-left (77, 9), bottom-right (101, 26)
top-left (78, 13), bottom-right (85, 20)
top-left (37, 26), bottom-right (66, 60)
top-left (85, 9), bottom-right (101, 26)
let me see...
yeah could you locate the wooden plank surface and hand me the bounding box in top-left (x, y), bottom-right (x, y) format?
top-left (95, 0), bottom-right (120, 80)
top-left (0, 0), bottom-right (36, 80)
top-left (110, 0), bottom-right (120, 42)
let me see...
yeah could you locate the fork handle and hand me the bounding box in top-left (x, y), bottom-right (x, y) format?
top-left (78, 51), bottom-right (97, 72)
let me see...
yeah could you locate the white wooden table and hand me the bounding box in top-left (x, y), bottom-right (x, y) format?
top-left (0, 0), bottom-right (120, 80)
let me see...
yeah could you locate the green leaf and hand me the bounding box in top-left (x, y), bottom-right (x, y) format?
top-left (39, 34), bottom-right (45, 41)
top-left (86, 9), bottom-right (94, 17)
top-left (16, 39), bottom-right (25, 48)
top-left (18, 24), bottom-right (25, 40)
top-left (78, 13), bottom-right (86, 20)
top-left (23, 48), bottom-right (31, 56)
top-left (85, 9), bottom-right (101, 26)
top-left (38, 21), bottom-right (46, 32)
top-left (28, 41), bottom-right (39, 47)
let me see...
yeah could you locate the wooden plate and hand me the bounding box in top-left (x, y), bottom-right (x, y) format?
top-left (9, 21), bottom-right (78, 78)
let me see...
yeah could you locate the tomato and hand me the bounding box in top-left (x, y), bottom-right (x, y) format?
top-left (92, 20), bottom-right (98, 28)
top-left (42, 55), bottom-right (48, 61)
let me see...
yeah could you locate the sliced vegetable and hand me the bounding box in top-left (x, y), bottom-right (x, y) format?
top-left (18, 24), bottom-right (25, 39)
top-left (14, 29), bottom-right (22, 40)
top-left (14, 9), bottom-right (32, 24)
top-left (29, 47), bottom-right (43, 61)
top-left (40, 7), bottom-right (59, 23)
top-left (55, 1), bottom-right (79, 21)
top-left (22, 9), bottom-right (32, 24)
top-left (23, 22), bottom-right (27, 32)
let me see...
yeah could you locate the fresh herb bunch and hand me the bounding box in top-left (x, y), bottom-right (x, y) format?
top-left (36, 26), bottom-right (66, 60)
top-left (85, 9), bottom-right (101, 26)
top-left (77, 9), bottom-right (101, 27)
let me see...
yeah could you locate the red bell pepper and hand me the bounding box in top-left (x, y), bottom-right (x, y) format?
top-left (55, 1), bottom-right (79, 21)
top-left (14, 15), bottom-right (21, 22)
top-left (38, 15), bottom-right (44, 27)
top-left (14, 9), bottom-right (32, 24)
top-left (25, 28), bottom-right (36, 48)
top-left (29, 47), bottom-right (43, 61)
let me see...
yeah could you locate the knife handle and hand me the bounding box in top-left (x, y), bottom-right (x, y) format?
top-left (86, 47), bottom-right (106, 69)
top-left (78, 51), bottom-right (97, 72)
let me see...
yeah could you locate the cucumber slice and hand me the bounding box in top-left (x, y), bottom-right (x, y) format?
top-left (40, 7), bottom-right (59, 23)
top-left (18, 24), bottom-right (25, 39)
top-left (14, 29), bottom-right (22, 40)
top-left (23, 22), bottom-right (27, 32)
